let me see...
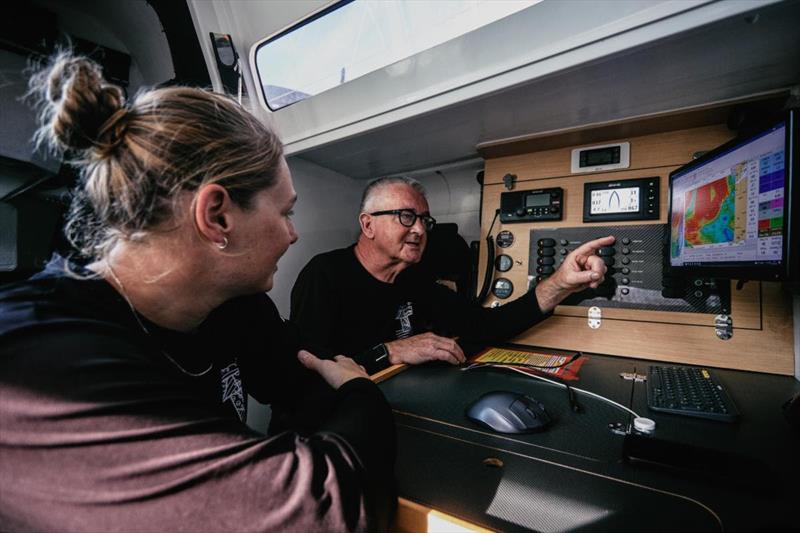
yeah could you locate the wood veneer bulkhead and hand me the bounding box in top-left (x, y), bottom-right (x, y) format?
top-left (479, 123), bottom-right (794, 375)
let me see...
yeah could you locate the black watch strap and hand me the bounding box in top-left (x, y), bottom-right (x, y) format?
top-left (360, 343), bottom-right (390, 374)
top-left (368, 343), bottom-right (389, 364)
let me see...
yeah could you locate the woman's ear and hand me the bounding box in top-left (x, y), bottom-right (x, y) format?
top-left (194, 184), bottom-right (234, 248)
top-left (359, 212), bottom-right (375, 240)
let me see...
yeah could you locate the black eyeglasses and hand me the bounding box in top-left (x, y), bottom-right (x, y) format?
top-left (370, 209), bottom-right (437, 231)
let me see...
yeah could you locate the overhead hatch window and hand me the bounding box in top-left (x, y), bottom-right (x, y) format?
top-left (254, 0), bottom-right (540, 111)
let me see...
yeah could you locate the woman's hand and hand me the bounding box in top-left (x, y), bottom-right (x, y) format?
top-left (298, 350), bottom-right (369, 389)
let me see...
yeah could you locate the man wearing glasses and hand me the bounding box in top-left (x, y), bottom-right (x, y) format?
top-left (290, 176), bottom-right (613, 374)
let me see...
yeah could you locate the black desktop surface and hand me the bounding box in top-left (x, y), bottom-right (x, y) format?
top-left (378, 353), bottom-right (800, 532)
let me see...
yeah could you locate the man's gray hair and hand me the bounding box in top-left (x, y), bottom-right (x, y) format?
top-left (359, 176), bottom-right (427, 213)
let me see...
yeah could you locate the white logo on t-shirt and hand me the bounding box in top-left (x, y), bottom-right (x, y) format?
top-left (220, 362), bottom-right (246, 422)
top-left (395, 302), bottom-right (414, 339)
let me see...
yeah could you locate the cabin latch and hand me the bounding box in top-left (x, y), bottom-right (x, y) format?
top-left (714, 314), bottom-right (733, 340)
top-left (588, 306), bottom-right (602, 329)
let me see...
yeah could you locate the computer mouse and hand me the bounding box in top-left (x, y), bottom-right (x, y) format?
top-left (465, 390), bottom-right (552, 434)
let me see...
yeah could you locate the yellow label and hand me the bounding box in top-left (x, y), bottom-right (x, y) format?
top-left (475, 348), bottom-right (567, 367)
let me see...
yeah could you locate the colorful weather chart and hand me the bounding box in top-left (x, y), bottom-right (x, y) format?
top-left (757, 150), bottom-right (784, 238)
top-left (682, 174), bottom-right (737, 247)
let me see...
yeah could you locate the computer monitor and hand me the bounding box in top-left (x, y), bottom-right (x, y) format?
top-left (668, 110), bottom-right (797, 281)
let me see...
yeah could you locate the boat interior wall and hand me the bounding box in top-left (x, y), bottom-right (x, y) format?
top-left (292, 0), bottom-right (799, 179)
top-left (30, 0), bottom-right (174, 93)
top-left (1, 1), bottom-right (182, 281)
top-left (272, 157), bottom-right (363, 316)
top-left (478, 110), bottom-right (796, 376)
top-left (0, 50), bottom-right (60, 174)
top-left (393, 159), bottom-right (484, 245)
top-left (187, 0), bottom-right (328, 126)
top-left (184, 0), bottom-right (798, 182)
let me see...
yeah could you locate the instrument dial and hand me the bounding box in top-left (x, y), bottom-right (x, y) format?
top-left (492, 278), bottom-right (514, 299)
top-left (495, 254), bottom-right (513, 272)
top-left (497, 230), bottom-right (514, 248)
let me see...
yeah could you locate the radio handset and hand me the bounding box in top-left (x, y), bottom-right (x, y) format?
top-left (476, 210), bottom-right (500, 304)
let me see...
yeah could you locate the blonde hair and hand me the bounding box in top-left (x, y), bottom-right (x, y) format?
top-left (28, 51), bottom-right (284, 261)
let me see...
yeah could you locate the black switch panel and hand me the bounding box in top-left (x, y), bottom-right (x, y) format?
top-left (528, 224), bottom-right (729, 314)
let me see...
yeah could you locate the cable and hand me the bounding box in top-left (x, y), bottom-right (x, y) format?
top-left (434, 170), bottom-right (452, 216)
top-left (565, 381), bottom-right (581, 413)
top-left (464, 353), bottom-right (584, 411)
top-left (465, 364), bottom-right (641, 419)
top-left (485, 208), bottom-right (500, 237)
top-left (475, 209), bottom-right (499, 304)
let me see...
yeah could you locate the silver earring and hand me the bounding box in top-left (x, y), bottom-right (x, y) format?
top-left (217, 236), bottom-right (229, 250)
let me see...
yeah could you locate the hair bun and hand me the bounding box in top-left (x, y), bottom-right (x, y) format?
top-left (31, 52), bottom-right (125, 153)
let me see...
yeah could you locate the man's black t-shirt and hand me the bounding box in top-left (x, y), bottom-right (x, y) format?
top-left (290, 246), bottom-right (550, 373)
top-left (0, 256), bottom-right (395, 532)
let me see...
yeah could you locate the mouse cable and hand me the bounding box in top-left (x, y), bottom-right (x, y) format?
top-left (466, 363), bottom-right (641, 419)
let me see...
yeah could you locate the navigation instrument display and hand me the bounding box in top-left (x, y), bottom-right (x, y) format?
top-left (583, 177), bottom-right (659, 222)
top-left (590, 187), bottom-right (640, 214)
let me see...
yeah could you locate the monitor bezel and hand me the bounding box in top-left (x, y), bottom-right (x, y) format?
top-left (667, 109), bottom-right (796, 281)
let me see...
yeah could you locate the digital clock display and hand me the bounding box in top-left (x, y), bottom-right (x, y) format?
top-left (580, 146), bottom-right (621, 167)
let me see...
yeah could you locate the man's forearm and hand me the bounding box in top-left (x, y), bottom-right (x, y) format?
top-left (534, 278), bottom-right (564, 313)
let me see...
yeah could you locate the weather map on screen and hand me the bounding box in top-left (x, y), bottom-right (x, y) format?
top-left (682, 174), bottom-right (740, 246)
top-left (670, 122), bottom-right (785, 267)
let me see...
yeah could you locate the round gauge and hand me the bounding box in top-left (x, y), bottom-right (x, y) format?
top-left (497, 230), bottom-right (514, 248)
top-left (495, 254), bottom-right (513, 272)
top-left (492, 278), bottom-right (514, 299)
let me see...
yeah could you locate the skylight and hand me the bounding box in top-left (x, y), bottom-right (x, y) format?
top-left (254, 0), bottom-right (540, 111)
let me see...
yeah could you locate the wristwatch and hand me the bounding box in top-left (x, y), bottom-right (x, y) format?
top-left (366, 343), bottom-right (390, 365)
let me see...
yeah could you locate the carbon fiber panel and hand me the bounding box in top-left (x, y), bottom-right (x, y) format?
top-left (395, 424), bottom-right (721, 532)
top-left (528, 224), bottom-right (730, 313)
top-left (380, 357), bottom-right (634, 463)
top-left (381, 354), bottom-right (800, 532)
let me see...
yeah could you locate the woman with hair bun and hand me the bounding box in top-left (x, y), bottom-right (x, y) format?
top-left (0, 53), bottom-right (395, 532)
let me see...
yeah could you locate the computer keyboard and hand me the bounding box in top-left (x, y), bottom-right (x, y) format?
top-left (646, 365), bottom-right (739, 422)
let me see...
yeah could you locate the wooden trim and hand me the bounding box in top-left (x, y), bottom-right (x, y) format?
top-left (371, 364), bottom-right (408, 383)
top-left (394, 497), bottom-right (493, 533)
top-left (509, 305), bottom-right (793, 375)
top-left (482, 125), bottom-right (733, 185)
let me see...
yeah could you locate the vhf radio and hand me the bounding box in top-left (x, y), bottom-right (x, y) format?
top-left (500, 187), bottom-right (563, 223)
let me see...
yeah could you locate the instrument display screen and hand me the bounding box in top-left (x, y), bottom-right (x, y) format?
top-left (582, 146), bottom-right (619, 166)
top-left (525, 193), bottom-right (550, 207)
top-left (590, 187), bottom-right (640, 214)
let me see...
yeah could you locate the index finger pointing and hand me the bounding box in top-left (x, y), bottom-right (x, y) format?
top-left (571, 235), bottom-right (615, 257)
top-left (297, 350), bottom-right (319, 370)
